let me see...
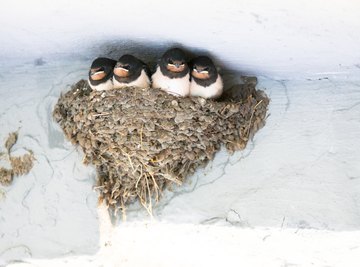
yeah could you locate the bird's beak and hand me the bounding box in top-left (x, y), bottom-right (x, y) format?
top-left (90, 68), bottom-right (105, 76)
top-left (115, 66), bottom-right (129, 72)
top-left (167, 62), bottom-right (185, 72)
top-left (90, 69), bottom-right (106, 81)
top-left (193, 67), bottom-right (208, 74)
top-left (192, 67), bottom-right (209, 79)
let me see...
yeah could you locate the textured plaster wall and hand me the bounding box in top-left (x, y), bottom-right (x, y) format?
top-left (1, 0), bottom-right (360, 79)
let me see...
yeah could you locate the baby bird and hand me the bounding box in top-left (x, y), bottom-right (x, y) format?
top-left (88, 57), bottom-right (117, 91)
top-left (151, 48), bottom-right (190, 97)
top-left (189, 56), bottom-right (223, 99)
top-left (113, 54), bottom-right (151, 89)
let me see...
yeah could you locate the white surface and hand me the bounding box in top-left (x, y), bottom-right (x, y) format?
top-left (1, 0), bottom-right (360, 266)
top-left (0, 0), bottom-right (360, 79)
top-left (1, 59), bottom-right (359, 266)
top-left (0, 60), bottom-right (99, 263)
top-left (5, 223), bottom-right (360, 267)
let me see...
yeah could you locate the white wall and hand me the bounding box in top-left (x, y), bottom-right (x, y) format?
top-left (1, 2), bottom-right (360, 264)
top-left (1, 0), bottom-right (360, 79)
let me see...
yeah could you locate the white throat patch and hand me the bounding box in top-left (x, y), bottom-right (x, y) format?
top-left (151, 67), bottom-right (190, 97)
top-left (88, 78), bottom-right (113, 91)
top-left (190, 75), bottom-right (223, 99)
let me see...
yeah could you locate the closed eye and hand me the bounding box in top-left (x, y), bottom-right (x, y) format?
top-left (116, 64), bottom-right (130, 70)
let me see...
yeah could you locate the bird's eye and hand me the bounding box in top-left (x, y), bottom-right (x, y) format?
top-left (168, 59), bottom-right (174, 64)
top-left (124, 65), bottom-right (130, 70)
top-left (204, 67), bottom-right (209, 71)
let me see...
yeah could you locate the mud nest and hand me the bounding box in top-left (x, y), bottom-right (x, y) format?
top-left (53, 77), bottom-right (269, 215)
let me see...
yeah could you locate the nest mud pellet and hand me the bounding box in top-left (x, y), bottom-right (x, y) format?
top-left (10, 153), bottom-right (35, 176)
top-left (0, 168), bottom-right (13, 186)
top-left (0, 131), bottom-right (35, 186)
top-left (53, 77), bottom-right (269, 215)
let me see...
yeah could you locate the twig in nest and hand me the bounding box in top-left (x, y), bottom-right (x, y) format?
top-left (142, 163), bottom-right (160, 202)
top-left (149, 172), bottom-right (160, 202)
top-left (158, 173), bottom-right (182, 185)
top-left (137, 173), bottom-right (153, 216)
top-left (119, 147), bottom-right (135, 173)
top-left (135, 164), bottom-right (143, 189)
top-left (139, 124), bottom-right (144, 149)
top-left (245, 99), bottom-right (264, 138)
top-left (136, 164), bottom-right (158, 215)
top-left (93, 112), bottom-right (111, 118)
top-left (144, 174), bottom-right (153, 217)
top-left (93, 185), bottom-right (106, 190)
